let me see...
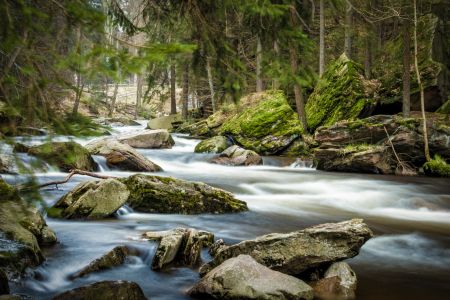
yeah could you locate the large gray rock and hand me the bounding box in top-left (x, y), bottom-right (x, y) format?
top-left (95, 117), bottom-right (140, 127)
top-left (200, 219), bottom-right (372, 276)
top-left (71, 246), bottom-right (130, 279)
top-left (194, 136), bottom-right (231, 153)
top-left (211, 145), bottom-right (263, 166)
top-left (0, 154), bottom-right (14, 174)
top-left (121, 174), bottom-right (248, 214)
top-left (189, 255), bottom-right (314, 300)
top-left (49, 179), bottom-right (129, 219)
top-left (143, 227), bottom-right (214, 270)
top-left (311, 262), bottom-right (357, 300)
top-left (0, 179), bottom-right (57, 276)
top-left (52, 281), bottom-right (147, 300)
top-left (117, 129), bottom-right (174, 149)
top-left (86, 139), bottom-right (162, 172)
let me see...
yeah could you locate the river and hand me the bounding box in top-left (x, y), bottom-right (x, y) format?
top-left (4, 121), bottom-right (450, 300)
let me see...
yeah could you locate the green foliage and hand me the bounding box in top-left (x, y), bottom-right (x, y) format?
top-left (423, 155), bottom-right (450, 177)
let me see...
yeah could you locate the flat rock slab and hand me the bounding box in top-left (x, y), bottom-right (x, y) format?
top-left (189, 255), bottom-right (314, 300)
top-left (117, 129), bottom-right (174, 149)
top-left (200, 219), bottom-right (372, 276)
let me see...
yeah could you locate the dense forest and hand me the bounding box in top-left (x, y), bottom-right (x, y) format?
top-left (0, 1), bottom-right (449, 300)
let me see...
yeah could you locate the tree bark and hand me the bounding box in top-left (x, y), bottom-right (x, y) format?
top-left (402, 18), bottom-right (411, 118)
top-left (319, 0), bottom-right (325, 77)
top-left (72, 26), bottom-right (82, 116)
top-left (206, 57), bottom-right (216, 113)
top-left (135, 74), bottom-right (143, 119)
top-left (256, 35), bottom-right (264, 92)
top-left (109, 82), bottom-right (119, 117)
top-left (182, 64), bottom-right (189, 120)
top-left (413, 0), bottom-right (430, 161)
top-left (170, 64), bottom-right (177, 114)
top-left (344, 1), bottom-right (353, 58)
top-left (289, 4), bottom-right (307, 131)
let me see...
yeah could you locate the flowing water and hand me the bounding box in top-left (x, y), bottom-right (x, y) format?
top-left (3, 121), bottom-right (450, 300)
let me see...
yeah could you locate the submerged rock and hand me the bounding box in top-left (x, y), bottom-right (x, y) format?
top-left (200, 219), bottom-right (372, 276)
top-left (211, 145), bottom-right (262, 166)
top-left (27, 142), bottom-right (97, 172)
top-left (86, 139), bottom-right (162, 172)
top-left (121, 174), bottom-right (248, 214)
top-left (117, 129), bottom-right (174, 149)
top-left (71, 246), bottom-right (130, 279)
top-left (50, 178), bottom-right (129, 219)
top-left (52, 280), bottom-right (147, 300)
top-left (194, 136), bottom-right (231, 153)
top-left (189, 255), bottom-right (314, 300)
top-left (305, 54), bottom-right (377, 131)
top-left (145, 227), bottom-right (214, 270)
top-left (221, 91), bottom-right (304, 155)
top-left (311, 262), bottom-right (357, 300)
top-left (0, 179), bottom-right (56, 276)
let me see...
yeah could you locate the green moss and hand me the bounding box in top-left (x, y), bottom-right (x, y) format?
top-left (0, 179), bottom-right (20, 201)
top-left (423, 155), bottom-right (450, 177)
top-left (305, 54), bottom-right (374, 131)
top-left (342, 143), bottom-right (378, 154)
top-left (194, 136), bottom-right (230, 153)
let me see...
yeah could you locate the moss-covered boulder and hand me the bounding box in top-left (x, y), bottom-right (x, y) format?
top-left (27, 142), bottom-right (97, 172)
top-left (52, 281), bottom-right (147, 300)
top-left (0, 179), bottom-right (57, 276)
top-left (423, 155), bottom-right (450, 177)
top-left (121, 174), bottom-right (248, 214)
top-left (211, 145), bottom-right (263, 166)
top-left (305, 54), bottom-right (376, 132)
top-left (220, 91), bottom-right (304, 155)
top-left (50, 179), bottom-right (129, 219)
top-left (194, 136), bottom-right (231, 153)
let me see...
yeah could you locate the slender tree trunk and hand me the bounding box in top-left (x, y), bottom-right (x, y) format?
top-left (72, 74), bottom-right (83, 116)
top-left (182, 64), bottom-right (189, 120)
top-left (289, 4), bottom-right (307, 131)
top-left (206, 57), bottom-right (216, 113)
top-left (413, 0), bottom-right (430, 161)
top-left (135, 75), bottom-right (143, 119)
top-left (319, 0), bottom-right (325, 77)
top-left (272, 40), bottom-right (280, 89)
top-left (170, 64), bottom-right (177, 114)
top-left (256, 35), bottom-right (264, 92)
top-left (109, 82), bottom-right (119, 117)
top-left (344, 1), bottom-right (353, 58)
top-left (402, 19), bottom-right (411, 118)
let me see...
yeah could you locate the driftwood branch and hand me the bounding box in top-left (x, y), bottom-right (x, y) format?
top-left (19, 169), bottom-right (116, 190)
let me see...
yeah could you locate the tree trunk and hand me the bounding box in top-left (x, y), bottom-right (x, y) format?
top-left (289, 4), bottom-right (307, 131)
top-left (72, 73), bottom-right (82, 116)
top-left (272, 40), bottom-right (280, 89)
top-left (206, 57), bottom-right (216, 113)
top-left (413, 0), bottom-right (430, 161)
top-left (344, 1), bottom-right (353, 58)
top-left (109, 82), bottom-right (119, 117)
top-left (256, 35), bottom-right (263, 92)
top-left (402, 18), bottom-right (411, 118)
top-left (319, 0), bottom-right (325, 77)
top-left (135, 75), bottom-right (143, 119)
top-left (182, 64), bottom-right (189, 120)
top-left (170, 64), bottom-right (177, 114)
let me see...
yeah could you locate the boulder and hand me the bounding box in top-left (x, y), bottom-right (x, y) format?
top-left (176, 111), bottom-right (228, 137)
top-left (121, 174), bottom-right (248, 214)
top-left (95, 117), bottom-right (140, 127)
top-left (144, 227), bottom-right (214, 270)
top-left (211, 145), bottom-right (263, 166)
top-left (189, 255), bottom-right (314, 300)
top-left (314, 145), bottom-right (397, 174)
top-left (85, 139), bottom-right (162, 172)
top-left (0, 154), bottom-right (14, 174)
top-left (117, 129), bottom-right (174, 149)
top-left (200, 219), bottom-right (372, 276)
top-left (0, 179), bottom-right (56, 276)
top-left (147, 114), bottom-right (182, 130)
top-left (52, 281), bottom-right (147, 300)
top-left (70, 246), bottom-right (130, 279)
top-left (311, 262), bottom-right (357, 300)
top-left (220, 91), bottom-right (304, 155)
top-left (305, 54), bottom-right (377, 132)
top-left (194, 136), bottom-right (231, 153)
top-left (27, 142), bottom-right (97, 172)
top-left (49, 178), bottom-right (129, 219)
top-left (0, 269), bottom-right (8, 295)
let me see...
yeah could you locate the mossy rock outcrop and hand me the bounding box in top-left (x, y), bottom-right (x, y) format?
top-left (50, 178), bottom-right (130, 219)
top-left (220, 91), bottom-right (304, 155)
top-left (0, 179), bottom-right (56, 277)
top-left (305, 53), bottom-right (376, 132)
top-left (27, 142), bottom-right (97, 172)
top-left (194, 136), bottom-right (231, 153)
top-left (423, 155), bottom-right (450, 177)
top-left (121, 174), bottom-right (248, 214)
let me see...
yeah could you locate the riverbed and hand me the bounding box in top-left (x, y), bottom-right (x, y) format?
top-left (5, 121), bottom-right (450, 300)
